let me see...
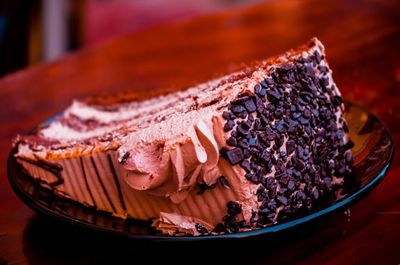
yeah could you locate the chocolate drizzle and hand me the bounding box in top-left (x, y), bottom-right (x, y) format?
top-left (90, 157), bottom-right (117, 212)
top-left (107, 154), bottom-right (127, 212)
top-left (79, 157), bottom-right (97, 208)
top-left (17, 156), bottom-right (63, 187)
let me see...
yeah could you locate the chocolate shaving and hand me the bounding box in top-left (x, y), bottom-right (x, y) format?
top-left (119, 151), bottom-right (130, 164)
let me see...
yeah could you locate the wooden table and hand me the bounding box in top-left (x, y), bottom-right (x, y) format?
top-left (1, 0), bottom-right (400, 264)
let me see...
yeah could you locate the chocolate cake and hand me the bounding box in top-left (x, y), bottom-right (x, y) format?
top-left (13, 38), bottom-right (353, 236)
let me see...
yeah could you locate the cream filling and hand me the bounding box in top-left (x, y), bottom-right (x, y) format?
top-left (39, 75), bottom-right (234, 142)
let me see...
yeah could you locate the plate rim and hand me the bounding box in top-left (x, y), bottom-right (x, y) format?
top-left (7, 101), bottom-right (395, 241)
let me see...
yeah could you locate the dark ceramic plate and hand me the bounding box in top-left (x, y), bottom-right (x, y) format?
top-left (7, 101), bottom-right (394, 241)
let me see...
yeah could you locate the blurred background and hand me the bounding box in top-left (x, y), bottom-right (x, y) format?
top-left (0, 0), bottom-right (264, 77)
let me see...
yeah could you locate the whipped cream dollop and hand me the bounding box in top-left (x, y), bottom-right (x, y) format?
top-left (117, 107), bottom-right (226, 203)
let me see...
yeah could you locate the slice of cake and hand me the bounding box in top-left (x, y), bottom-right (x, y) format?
top-left (13, 38), bottom-right (352, 236)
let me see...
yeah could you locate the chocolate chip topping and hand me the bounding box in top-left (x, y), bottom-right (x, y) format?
top-left (218, 52), bottom-right (352, 231)
top-left (214, 201), bottom-right (245, 234)
top-left (227, 201), bottom-right (242, 215)
top-left (221, 147), bottom-right (244, 165)
top-left (218, 176), bottom-right (230, 189)
top-left (226, 137), bottom-right (237, 147)
top-left (195, 223), bottom-right (209, 235)
top-left (223, 120), bottom-right (235, 132)
top-left (197, 182), bottom-right (217, 194)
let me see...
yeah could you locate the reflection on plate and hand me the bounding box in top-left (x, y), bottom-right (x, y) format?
top-left (7, 101), bottom-right (393, 241)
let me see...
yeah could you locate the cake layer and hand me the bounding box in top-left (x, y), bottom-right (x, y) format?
top-left (13, 38), bottom-right (352, 235)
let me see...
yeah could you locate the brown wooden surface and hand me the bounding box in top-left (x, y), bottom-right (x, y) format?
top-left (1, 0), bottom-right (400, 264)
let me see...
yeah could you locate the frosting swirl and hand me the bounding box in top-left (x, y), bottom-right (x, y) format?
top-left (117, 109), bottom-right (225, 203)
